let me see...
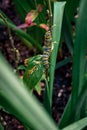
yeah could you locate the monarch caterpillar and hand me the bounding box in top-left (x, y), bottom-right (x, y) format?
top-left (43, 29), bottom-right (52, 70)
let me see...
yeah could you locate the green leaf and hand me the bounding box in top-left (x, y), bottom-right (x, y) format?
top-left (13, 0), bottom-right (31, 21)
top-left (60, 0), bottom-right (80, 20)
top-left (0, 53), bottom-right (58, 130)
top-left (35, 81), bottom-right (42, 95)
top-left (71, 0), bottom-right (87, 117)
top-left (62, 117), bottom-right (87, 130)
top-left (55, 56), bottom-right (72, 70)
top-left (59, 0), bottom-right (87, 128)
top-left (62, 12), bottom-right (74, 55)
top-left (23, 55), bottom-right (43, 90)
top-left (0, 125), bottom-right (4, 130)
top-left (72, 78), bottom-right (87, 123)
top-left (60, 0), bottom-right (80, 55)
top-left (17, 65), bottom-right (26, 70)
top-left (58, 96), bottom-right (72, 128)
top-left (65, 0), bottom-right (80, 20)
top-left (49, 1), bottom-right (66, 108)
top-left (59, 78), bottom-right (87, 129)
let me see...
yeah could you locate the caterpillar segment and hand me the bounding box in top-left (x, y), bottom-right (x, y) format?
top-left (43, 53), bottom-right (49, 69)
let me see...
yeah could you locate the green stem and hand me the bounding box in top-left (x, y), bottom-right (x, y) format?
top-left (0, 13), bottom-right (20, 69)
top-left (43, 78), bottom-right (51, 115)
top-left (47, 0), bottom-right (52, 28)
top-left (0, 14), bottom-right (15, 49)
top-left (0, 18), bottom-right (42, 52)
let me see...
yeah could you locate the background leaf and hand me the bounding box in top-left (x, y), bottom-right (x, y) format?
top-left (0, 53), bottom-right (58, 130)
top-left (62, 117), bottom-right (87, 130)
top-left (59, 0), bottom-right (87, 128)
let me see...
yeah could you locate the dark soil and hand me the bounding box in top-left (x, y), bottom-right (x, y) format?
top-left (0, 0), bottom-right (72, 129)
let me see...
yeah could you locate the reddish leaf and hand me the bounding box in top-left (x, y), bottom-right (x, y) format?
top-left (16, 4), bottom-right (43, 29)
top-left (25, 10), bottom-right (38, 25)
top-left (39, 24), bottom-right (49, 31)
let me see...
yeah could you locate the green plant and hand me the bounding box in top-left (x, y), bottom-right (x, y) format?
top-left (0, 0), bottom-right (87, 130)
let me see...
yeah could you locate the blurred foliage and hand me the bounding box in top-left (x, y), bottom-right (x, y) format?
top-left (0, 0), bottom-right (87, 130)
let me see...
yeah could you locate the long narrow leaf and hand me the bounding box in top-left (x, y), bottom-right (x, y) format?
top-left (58, 96), bottom-right (72, 128)
top-left (0, 53), bottom-right (58, 130)
top-left (60, 0), bottom-right (80, 55)
top-left (62, 117), bottom-right (87, 130)
top-left (60, 0), bottom-right (80, 20)
top-left (49, 1), bottom-right (66, 108)
top-left (62, 12), bottom-right (74, 55)
top-left (59, 0), bottom-right (87, 128)
top-left (71, 0), bottom-right (87, 116)
top-left (55, 56), bottom-right (72, 70)
top-left (13, 0), bottom-right (31, 21)
top-left (59, 77), bottom-right (87, 128)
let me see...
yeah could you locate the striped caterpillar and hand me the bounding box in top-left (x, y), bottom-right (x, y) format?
top-left (42, 29), bottom-right (52, 70)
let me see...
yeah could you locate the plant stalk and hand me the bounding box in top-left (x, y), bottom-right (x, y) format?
top-left (0, 13), bottom-right (20, 70)
top-left (47, 0), bottom-right (52, 28)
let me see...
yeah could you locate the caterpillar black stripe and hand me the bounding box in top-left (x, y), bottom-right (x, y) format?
top-left (43, 29), bottom-right (52, 70)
